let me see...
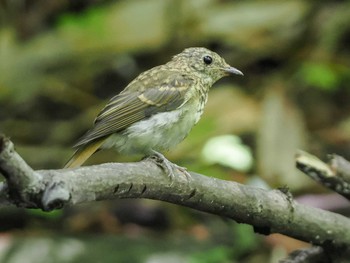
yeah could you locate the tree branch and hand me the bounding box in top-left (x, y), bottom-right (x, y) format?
top-left (0, 135), bottom-right (349, 258)
top-left (296, 150), bottom-right (350, 200)
top-left (280, 247), bottom-right (329, 263)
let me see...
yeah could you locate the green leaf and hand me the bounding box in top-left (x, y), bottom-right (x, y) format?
top-left (28, 208), bottom-right (63, 219)
top-left (299, 62), bottom-right (339, 91)
top-left (189, 246), bottom-right (231, 263)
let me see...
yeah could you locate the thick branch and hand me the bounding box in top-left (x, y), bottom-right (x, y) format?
top-left (0, 135), bottom-right (349, 257)
top-left (0, 136), bottom-right (44, 206)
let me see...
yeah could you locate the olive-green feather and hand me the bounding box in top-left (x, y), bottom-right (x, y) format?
top-left (73, 70), bottom-right (194, 148)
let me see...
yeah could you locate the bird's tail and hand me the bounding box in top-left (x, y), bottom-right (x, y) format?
top-left (64, 138), bottom-right (106, 168)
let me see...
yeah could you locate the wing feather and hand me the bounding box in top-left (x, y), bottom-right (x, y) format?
top-left (74, 71), bottom-right (194, 147)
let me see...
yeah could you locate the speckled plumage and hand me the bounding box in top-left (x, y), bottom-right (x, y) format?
top-left (65, 47), bottom-right (243, 170)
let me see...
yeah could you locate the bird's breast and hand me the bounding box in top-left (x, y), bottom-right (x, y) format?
top-left (104, 90), bottom-right (208, 155)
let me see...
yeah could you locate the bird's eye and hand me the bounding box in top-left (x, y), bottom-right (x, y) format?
top-left (203, 55), bottom-right (213, 65)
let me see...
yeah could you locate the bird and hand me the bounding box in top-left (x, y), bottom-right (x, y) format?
top-left (64, 47), bottom-right (243, 178)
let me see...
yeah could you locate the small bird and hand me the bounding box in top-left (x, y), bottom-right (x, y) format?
top-left (65, 47), bottom-right (243, 177)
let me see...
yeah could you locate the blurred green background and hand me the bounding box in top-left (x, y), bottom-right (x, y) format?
top-left (0, 0), bottom-right (349, 262)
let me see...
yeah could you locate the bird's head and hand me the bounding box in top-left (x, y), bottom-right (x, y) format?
top-left (170, 47), bottom-right (243, 84)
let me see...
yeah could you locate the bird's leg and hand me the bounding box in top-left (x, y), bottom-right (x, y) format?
top-left (148, 151), bottom-right (191, 180)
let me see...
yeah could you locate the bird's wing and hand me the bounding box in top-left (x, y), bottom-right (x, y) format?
top-left (74, 72), bottom-right (194, 147)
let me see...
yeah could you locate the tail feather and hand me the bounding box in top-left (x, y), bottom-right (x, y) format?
top-left (64, 138), bottom-right (106, 168)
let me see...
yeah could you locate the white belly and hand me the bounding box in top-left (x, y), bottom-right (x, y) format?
top-left (103, 99), bottom-right (203, 155)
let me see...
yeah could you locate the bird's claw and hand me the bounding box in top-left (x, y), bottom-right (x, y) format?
top-left (149, 151), bottom-right (191, 180)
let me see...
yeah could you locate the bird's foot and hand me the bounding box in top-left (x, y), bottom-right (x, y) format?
top-left (149, 151), bottom-right (191, 180)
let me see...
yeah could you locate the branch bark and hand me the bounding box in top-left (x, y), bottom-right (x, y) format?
top-left (296, 150), bottom-right (350, 200)
top-left (280, 247), bottom-right (329, 263)
top-left (0, 135), bottom-right (349, 259)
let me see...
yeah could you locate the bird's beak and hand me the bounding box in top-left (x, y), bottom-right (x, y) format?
top-left (224, 66), bottom-right (244, 76)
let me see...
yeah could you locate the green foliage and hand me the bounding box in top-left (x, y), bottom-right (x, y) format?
top-left (189, 246), bottom-right (232, 263)
top-left (28, 208), bottom-right (63, 219)
top-left (58, 6), bottom-right (107, 38)
top-left (189, 224), bottom-right (258, 263)
top-left (299, 62), bottom-right (340, 91)
top-left (232, 224), bottom-right (258, 256)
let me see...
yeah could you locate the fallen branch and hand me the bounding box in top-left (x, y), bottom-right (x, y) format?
top-left (0, 135), bottom-right (349, 259)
